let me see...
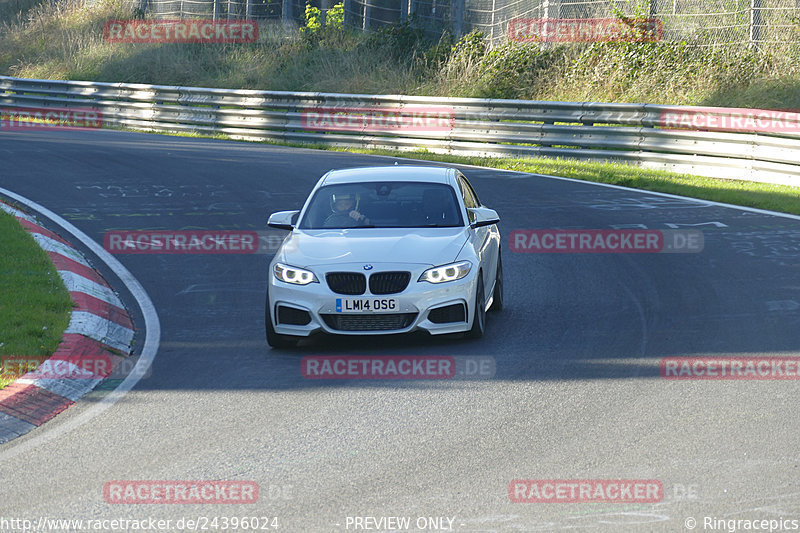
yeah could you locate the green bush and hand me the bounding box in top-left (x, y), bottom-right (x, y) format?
top-left (359, 20), bottom-right (430, 63)
top-left (327, 2), bottom-right (344, 30)
top-left (477, 43), bottom-right (561, 98)
top-left (301, 1), bottom-right (345, 37)
top-left (423, 31), bottom-right (453, 67)
top-left (441, 33), bottom-right (562, 99)
top-left (301, 3), bottom-right (322, 34)
top-left (450, 30), bottom-right (486, 65)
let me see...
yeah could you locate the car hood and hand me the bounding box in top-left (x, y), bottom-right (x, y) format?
top-left (276, 228), bottom-right (469, 268)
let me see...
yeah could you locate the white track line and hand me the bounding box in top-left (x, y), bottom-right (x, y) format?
top-left (0, 188), bottom-right (161, 462)
top-left (527, 173), bottom-right (800, 221)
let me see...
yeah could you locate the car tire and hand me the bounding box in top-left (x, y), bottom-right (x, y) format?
top-left (489, 250), bottom-right (503, 313)
top-left (467, 273), bottom-right (486, 339)
top-left (265, 289), bottom-right (299, 349)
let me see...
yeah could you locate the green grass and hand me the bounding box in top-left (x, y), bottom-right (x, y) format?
top-left (329, 148), bottom-right (800, 215)
top-left (0, 208), bottom-right (73, 389)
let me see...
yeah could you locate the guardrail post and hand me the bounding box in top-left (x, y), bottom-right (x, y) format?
top-left (400, 0), bottom-right (408, 22)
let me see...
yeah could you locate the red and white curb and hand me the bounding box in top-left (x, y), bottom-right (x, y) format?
top-left (0, 201), bottom-right (135, 444)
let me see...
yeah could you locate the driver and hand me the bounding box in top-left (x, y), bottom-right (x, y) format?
top-left (323, 192), bottom-right (371, 227)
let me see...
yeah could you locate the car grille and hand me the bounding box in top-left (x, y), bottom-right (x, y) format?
top-left (326, 271), bottom-right (411, 295)
top-left (326, 272), bottom-right (366, 295)
top-left (368, 271), bottom-right (411, 295)
top-left (321, 313), bottom-right (417, 331)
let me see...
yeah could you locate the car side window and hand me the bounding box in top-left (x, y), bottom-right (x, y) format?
top-left (457, 177), bottom-right (478, 224)
top-left (460, 175), bottom-right (482, 207)
top-left (458, 178), bottom-right (477, 209)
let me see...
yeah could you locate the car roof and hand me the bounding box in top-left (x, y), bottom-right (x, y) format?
top-left (320, 166), bottom-right (455, 186)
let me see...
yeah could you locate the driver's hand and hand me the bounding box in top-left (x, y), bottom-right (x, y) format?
top-left (349, 210), bottom-right (365, 222)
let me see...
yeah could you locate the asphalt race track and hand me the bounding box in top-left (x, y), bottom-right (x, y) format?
top-left (1, 128), bottom-right (800, 532)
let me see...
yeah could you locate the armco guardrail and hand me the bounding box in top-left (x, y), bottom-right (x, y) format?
top-left (2, 76), bottom-right (799, 186)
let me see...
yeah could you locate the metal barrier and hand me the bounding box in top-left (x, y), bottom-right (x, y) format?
top-left (1, 75), bottom-right (799, 186)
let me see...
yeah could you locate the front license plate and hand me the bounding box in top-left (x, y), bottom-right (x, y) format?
top-left (336, 298), bottom-right (397, 313)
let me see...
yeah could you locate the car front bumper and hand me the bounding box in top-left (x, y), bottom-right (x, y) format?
top-left (267, 262), bottom-right (479, 337)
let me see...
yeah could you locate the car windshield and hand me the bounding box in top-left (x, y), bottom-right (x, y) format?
top-left (298, 181), bottom-right (464, 229)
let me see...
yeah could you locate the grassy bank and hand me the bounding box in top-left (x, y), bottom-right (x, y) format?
top-left (2, 0), bottom-right (800, 109)
top-left (0, 208), bottom-right (72, 389)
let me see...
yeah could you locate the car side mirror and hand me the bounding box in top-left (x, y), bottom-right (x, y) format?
top-left (468, 207), bottom-right (500, 229)
top-left (267, 210), bottom-right (300, 230)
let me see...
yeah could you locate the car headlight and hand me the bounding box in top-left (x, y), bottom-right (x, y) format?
top-left (418, 261), bottom-right (472, 284)
top-left (274, 263), bottom-right (318, 285)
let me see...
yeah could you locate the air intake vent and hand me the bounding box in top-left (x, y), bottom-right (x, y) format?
top-left (277, 305), bottom-right (312, 326)
top-left (321, 313), bottom-right (417, 331)
top-left (428, 303), bottom-right (466, 324)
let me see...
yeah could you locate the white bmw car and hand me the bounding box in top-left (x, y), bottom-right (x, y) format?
top-left (265, 165), bottom-right (502, 348)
